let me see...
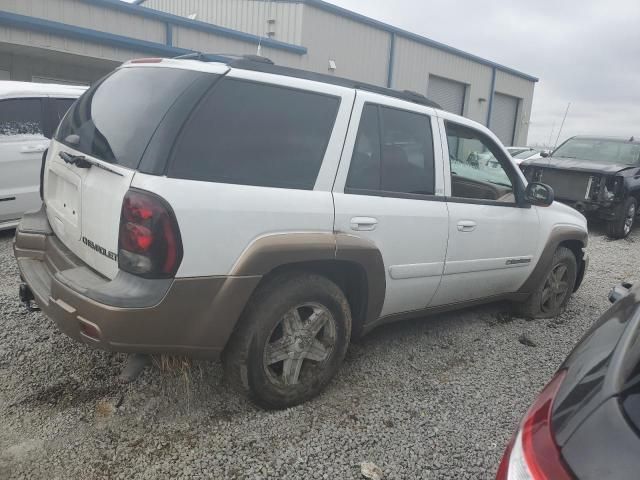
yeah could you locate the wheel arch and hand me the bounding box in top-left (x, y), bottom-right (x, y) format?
top-left (518, 225), bottom-right (588, 295)
top-left (230, 232), bottom-right (386, 338)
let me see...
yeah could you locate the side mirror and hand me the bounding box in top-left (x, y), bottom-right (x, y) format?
top-left (540, 151), bottom-right (550, 158)
top-left (525, 182), bottom-right (554, 206)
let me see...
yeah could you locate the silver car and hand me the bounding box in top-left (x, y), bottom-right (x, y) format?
top-left (0, 81), bottom-right (86, 230)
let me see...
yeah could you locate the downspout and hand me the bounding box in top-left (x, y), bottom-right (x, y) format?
top-left (165, 23), bottom-right (173, 46)
top-left (486, 67), bottom-right (496, 127)
top-left (387, 32), bottom-right (395, 88)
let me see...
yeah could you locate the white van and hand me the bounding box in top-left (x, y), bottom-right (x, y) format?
top-left (0, 81), bottom-right (86, 230)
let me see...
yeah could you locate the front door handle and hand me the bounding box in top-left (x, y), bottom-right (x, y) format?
top-left (350, 216), bottom-right (378, 231)
top-left (457, 220), bottom-right (477, 232)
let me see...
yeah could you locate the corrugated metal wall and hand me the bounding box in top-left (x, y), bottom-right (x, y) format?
top-left (494, 70), bottom-right (535, 145)
top-left (393, 35), bottom-right (493, 126)
top-left (143, 0), bottom-right (304, 45)
top-left (8, 0), bottom-right (166, 44)
top-left (298, 4), bottom-right (390, 87)
top-left (0, 0), bottom-right (536, 145)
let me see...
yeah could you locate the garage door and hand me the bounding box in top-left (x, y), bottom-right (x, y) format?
top-left (490, 93), bottom-right (519, 146)
top-left (427, 75), bottom-right (466, 115)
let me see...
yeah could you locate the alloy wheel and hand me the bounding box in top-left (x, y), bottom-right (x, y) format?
top-left (263, 303), bottom-right (337, 387)
top-left (540, 263), bottom-right (571, 315)
top-left (624, 203), bottom-right (636, 236)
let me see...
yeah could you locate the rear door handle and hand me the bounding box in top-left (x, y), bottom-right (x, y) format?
top-left (457, 220), bottom-right (477, 232)
top-left (350, 216), bottom-right (378, 231)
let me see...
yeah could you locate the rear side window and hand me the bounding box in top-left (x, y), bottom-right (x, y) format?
top-left (346, 103), bottom-right (435, 196)
top-left (0, 98), bottom-right (43, 137)
top-left (169, 78), bottom-right (340, 190)
top-left (56, 67), bottom-right (208, 169)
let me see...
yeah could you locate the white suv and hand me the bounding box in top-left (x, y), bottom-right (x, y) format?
top-left (14, 55), bottom-right (588, 409)
top-left (0, 81), bottom-right (86, 230)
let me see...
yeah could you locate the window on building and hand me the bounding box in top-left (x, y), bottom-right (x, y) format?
top-left (169, 78), bottom-right (341, 190)
top-left (346, 103), bottom-right (435, 196)
top-left (0, 98), bottom-right (44, 137)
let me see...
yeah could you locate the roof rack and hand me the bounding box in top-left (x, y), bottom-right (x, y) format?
top-left (173, 53), bottom-right (441, 110)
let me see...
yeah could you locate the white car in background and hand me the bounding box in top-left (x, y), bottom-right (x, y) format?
top-left (506, 146), bottom-right (544, 164)
top-left (0, 81), bottom-right (86, 230)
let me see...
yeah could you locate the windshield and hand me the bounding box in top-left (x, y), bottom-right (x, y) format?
top-left (554, 138), bottom-right (640, 165)
top-left (56, 67), bottom-right (208, 169)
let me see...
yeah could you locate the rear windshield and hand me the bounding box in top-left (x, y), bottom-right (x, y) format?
top-left (56, 67), bottom-right (206, 169)
top-left (168, 78), bottom-right (340, 190)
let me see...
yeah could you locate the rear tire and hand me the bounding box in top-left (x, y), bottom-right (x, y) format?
top-left (223, 272), bottom-right (351, 409)
top-left (606, 197), bottom-right (636, 239)
top-left (515, 246), bottom-right (577, 319)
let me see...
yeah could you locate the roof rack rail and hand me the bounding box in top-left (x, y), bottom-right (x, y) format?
top-left (172, 52), bottom-right (441, 110)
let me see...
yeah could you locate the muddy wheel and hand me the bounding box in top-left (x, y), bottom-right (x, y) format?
top-left (223, 272), bottom-right (351, 409)
top-left (606, 197), bottom-right (636, 239)
top-left (515, 246), bottom-right (577, 319)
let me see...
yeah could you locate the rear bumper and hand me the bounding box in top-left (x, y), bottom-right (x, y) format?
top-left (13, 207), bottom-right (260, 359)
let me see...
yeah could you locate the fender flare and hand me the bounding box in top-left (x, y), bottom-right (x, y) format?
top-left (230, 232), bottom-right (386, 327)
top-left (518, 225), bottom-right (588, 295)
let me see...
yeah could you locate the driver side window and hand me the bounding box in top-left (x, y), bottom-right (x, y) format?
top-left (446, 122), bottom-right (515, 203)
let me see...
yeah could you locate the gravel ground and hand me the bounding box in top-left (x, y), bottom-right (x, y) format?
top-left (1, 223), bottom-right (638, 480)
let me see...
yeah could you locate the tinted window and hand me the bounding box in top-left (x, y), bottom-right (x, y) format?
top-left (56, 67), bottom-right (207, 169)
top-left (346, 104), bottom-right (435, 196)
top-left (346, 104), bottom-right (381, 190)
top-left (0, 98), bottom-right (43, 137)
top-left (170, 79), bottom-right (340, 190)
top-left (50, 98), bottom-right (76, 126)
top-left (446, 122), bottom-right (515, 203)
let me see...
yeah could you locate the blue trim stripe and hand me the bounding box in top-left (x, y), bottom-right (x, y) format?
top-left (261, 0), bottom-right (538, 82)
top-left (0, 10), bottom-right (193, 57)
top-left (387, 32), bottom-right (395, 88)
top-left (486, 67), bottom-right (497, 127)
top-left (165, 22), bottom-right (173, 46)
top-left (82, 0), bottom-right (307, 55)
top-left (304, 0), bottom-right (537, 82)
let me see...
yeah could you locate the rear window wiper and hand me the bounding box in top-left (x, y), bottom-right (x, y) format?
top-left (58, 151), bottom-right (124, 177)
top-left (59, 151), bottom-right (92, 169)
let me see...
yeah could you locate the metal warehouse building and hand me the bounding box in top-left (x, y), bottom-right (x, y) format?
top-left (0, 0), bottom-right (538, 145)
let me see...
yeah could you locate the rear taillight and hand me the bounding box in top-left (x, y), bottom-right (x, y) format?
top-left (118, 189), bottom-right (183, 278)
top-left (496, 370), bottom-right (573, 480)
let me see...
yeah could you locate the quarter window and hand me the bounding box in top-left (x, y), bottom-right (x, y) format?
top-left (346, 104), bottom-right (435, 196)
top-left (446, 122), bottom-right (516, 203)
top-left (170, 78), bottom-right (340, 190)
top-left (0, 98), bottom-right (43, 137)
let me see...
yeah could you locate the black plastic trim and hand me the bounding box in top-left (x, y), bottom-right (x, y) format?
top-left (139, 72), bottom-right (222, 175)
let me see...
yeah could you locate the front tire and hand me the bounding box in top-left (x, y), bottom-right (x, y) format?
top-left (606, 197), bottom-right (636, 239)
top-left (223, 272), bottom-right (351, 409)
top-left (515, 246), bottom-right (577, 319)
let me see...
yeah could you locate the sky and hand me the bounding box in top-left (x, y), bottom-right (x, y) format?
top-left (127, 0), bottom-right (640, 147)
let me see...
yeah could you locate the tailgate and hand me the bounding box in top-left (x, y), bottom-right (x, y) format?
top-left (42, 63), bottom-right (218, 279)
top-left (45, 140), bottom-right (134, 279)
